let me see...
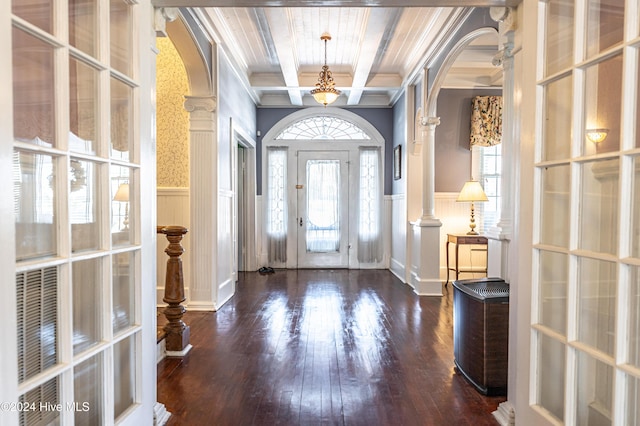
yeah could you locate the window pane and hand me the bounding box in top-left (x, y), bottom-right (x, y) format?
top-left (111, 166), bottom-right (133, 246)
top-left (544, 0), bottom-right (574, 76)
top-left (538, 250), bottom-right (568, 335)
top-left (110, 77), bottom-right (133, 161)
top-left (12, 28), bottom-right (56, 148)
top-left (20, 377), bottom-right (59, 426)
top-left (12, 0), bottom-right (53, 34)
top-left (478, 144), bottom-right (502, 233)
top-left (540, 165), bottom-right (570, 247)
top-left (358, 149), bottom-right (382, 263)
top-left (114, 335), bottom-right (136, 419)
top-left (625, 374), bottom-right (640, 425)
top-left (70, 58), bottom-right (99, 155)
top-left (74, 353), bottom-right (103, 426)
top-left (14, 151), bottom-right (57, 261)
top-left (579, 159), bottom-right (619, 255)
top-left (637, 53), bottom-right (640, 149)
top-left (537, 333), bottom-right (565, 422)
top-left (267, 148), bottom-right (287, 264)
top-left (584, 55), bottom-right (622, 155)
top-left (73, 258), bottom-right (103, 355)
top-left (577, 257), bottom-right (616, 356)
top-left (576, 350), bottom-right (613, 425)
top-left (110, 0), bottom-right (132, 77)
top-left (586, 0), bottom-right (624, 58)
top-left (629, 266), bottom-right (640, 368)
top-left (69, 0), bottom-right (98, 57)
top-left (632, 157), bottom-right (640, 258)
top-left (306, 160), bottom-right (340, 253)
top-left (71, 159), bottom-right (100, 253)
top-left (542, 75), bottom-right (573, 161)
top-left (113, 251), bottom-right (135, 334)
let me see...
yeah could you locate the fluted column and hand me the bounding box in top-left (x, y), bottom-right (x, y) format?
top-left (185, 95), bottom-right (218, 310)
top-left (418, 116), bottom-right (440, 223)
top-left (411, 114), bottom-right (443, 296)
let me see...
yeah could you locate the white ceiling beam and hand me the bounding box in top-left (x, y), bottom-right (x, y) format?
top-left (347, 8), bottom-right (390, 105)
top-left (153, 1), bottom-right (515, 8)
top-left (265, 8), bottom-right (303, 105)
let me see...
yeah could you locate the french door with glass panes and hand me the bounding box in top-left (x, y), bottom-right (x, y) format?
top-left (296, 151), bottom-right (349, 268)
top-left (9, 0), bottom-right (154, 424)
top-left (530, 0), bottom-right (640, 424)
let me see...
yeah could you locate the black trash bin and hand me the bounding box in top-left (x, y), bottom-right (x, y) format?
top-left (452, 277), bottom-right (509, 396)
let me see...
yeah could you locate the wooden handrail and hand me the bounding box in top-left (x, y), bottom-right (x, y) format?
top-left (157, 225), bottom-right (190, 353)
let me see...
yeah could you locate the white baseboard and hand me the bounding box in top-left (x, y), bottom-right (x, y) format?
top-left (154, 402), bottom-right (171, 426)
top-left (493, 401), bottom-right (516, 426)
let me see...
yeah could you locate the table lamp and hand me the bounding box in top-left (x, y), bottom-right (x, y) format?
top-left (456, 180), bottom-right (488, 235)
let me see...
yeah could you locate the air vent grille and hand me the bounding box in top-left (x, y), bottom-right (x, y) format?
top-left (16, 267), bottom-right (58, 383)
top-left (19, 377), bottom-right (59, 426)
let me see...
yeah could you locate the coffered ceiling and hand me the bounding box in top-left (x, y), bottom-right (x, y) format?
top-left (180, 5), bottom-right (503, 107)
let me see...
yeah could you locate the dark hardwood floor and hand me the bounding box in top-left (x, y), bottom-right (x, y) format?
top-left (157, 269), bottom-right (505, 425)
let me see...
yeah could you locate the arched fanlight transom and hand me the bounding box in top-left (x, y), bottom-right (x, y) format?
top-left (275, 116), bottom-right (371, 140)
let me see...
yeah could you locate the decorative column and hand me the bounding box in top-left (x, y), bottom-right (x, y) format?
top-left (486, 8), bottom-right (516, 283)
top-left (411, 115), bottom-right (443, 296)
top-left (159, 225), bottom-right (191, 355)
top-left (488, 7), bottom-right (518, 426)
top-left (185, 95), bottom-right (218, 310)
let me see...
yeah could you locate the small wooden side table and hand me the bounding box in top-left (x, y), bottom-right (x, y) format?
top-left (445, 234), bottom-right (488, 286)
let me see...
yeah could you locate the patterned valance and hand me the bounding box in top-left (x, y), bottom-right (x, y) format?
top-left (470, 95), bottom-right (503, 147)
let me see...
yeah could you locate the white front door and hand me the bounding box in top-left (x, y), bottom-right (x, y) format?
top-left (297, 151), bottom-right (349, 268)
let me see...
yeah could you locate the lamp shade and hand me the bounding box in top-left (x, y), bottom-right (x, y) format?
top-left (113, 183), bottom-right (129, 202)
top-left (456, 180), bottom-right (488, 202)
top-left (312, 90), bottom-right (339, 106)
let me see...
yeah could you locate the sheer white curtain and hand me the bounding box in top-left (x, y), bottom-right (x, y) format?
top-left (266, 148), bottom-right (288, 264)
top-left (358, 148), bottom-right (382, 263)
top-left (306, 160), bottom-right (340, 252)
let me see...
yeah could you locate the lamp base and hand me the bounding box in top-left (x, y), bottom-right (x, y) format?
top-left (467, 230), bottom-right (479, 235)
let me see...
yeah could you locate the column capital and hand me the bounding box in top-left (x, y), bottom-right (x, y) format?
top-left (420, 116), bottom-right (440, 128)
top-left (154, 7), bottom-right (179, 37)
top-left (184, 95), bottom-right (217, 113)
top-left (490, 7), bottom-right (517, 35)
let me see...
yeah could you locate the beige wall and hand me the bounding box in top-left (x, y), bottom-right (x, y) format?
top-left (156, 37), bottom-right (189, 187)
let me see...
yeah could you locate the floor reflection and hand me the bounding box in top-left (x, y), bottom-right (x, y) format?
top-left (158, 269), bottom-right (505, 425)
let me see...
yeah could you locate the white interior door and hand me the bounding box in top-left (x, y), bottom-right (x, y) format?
top-left (297, 151), bottom-right (349, 268)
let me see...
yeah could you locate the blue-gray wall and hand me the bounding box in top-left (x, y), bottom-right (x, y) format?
top-left (435, 88), bottom-right (502, 192)
top-left (392, 92), bottom-right (407, 195)
top-left (256, 107), bottom-right (394, 195)
top-left (218, 50), bottom-right (257, 191)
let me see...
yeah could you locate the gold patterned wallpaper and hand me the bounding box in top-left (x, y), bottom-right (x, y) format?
top-left (156, 37), bottom-right (190, 187)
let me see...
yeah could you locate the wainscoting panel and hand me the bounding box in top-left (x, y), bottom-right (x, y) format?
top-left (435, 192), bottom-right (488, 281)
top-left (157, 187), bottom-right (190, 306)
top-left (217, 190), bottom-right (236, 307)
top-left (390, 194), bottom-right (407, 282)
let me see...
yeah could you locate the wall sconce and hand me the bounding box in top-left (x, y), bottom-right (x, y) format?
top-left (113, 183), bottom-right (130, 230)
top-left (586, 128), bottom-right (608, 144)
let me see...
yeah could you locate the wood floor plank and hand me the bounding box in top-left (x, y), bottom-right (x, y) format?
top-left (158, 269), bottom-right (505, 425)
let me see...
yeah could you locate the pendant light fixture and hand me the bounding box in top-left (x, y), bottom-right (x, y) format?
top-left (311, 33), bottom-right (341, 106)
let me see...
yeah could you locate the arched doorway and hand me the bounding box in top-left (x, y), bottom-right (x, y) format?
top-left (262, 108), bottom-right (386, 269)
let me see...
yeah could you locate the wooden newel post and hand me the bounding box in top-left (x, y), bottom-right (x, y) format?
top-left (159, 225), bottom-right (190, 353)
